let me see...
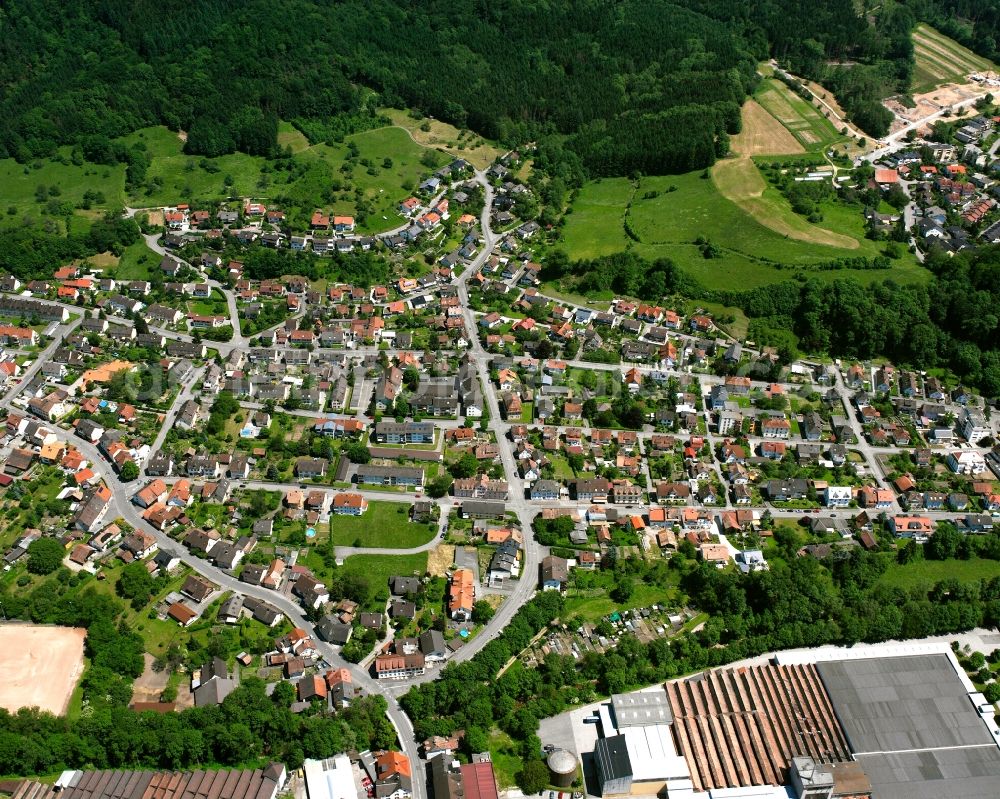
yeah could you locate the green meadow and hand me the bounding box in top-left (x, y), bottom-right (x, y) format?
top-left (560, 171), bottom-right (928, 291)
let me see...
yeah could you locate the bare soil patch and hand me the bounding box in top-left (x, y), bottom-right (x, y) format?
top-left (131, 653), bottom-right (170, 703)
top-left (427, 543), bottom-right (455, 577)
top-left (0, 624), bottom-right (86, 715)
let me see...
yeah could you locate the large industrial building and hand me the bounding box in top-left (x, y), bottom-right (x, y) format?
top-left (586, 643), bottom-right (1000, 799)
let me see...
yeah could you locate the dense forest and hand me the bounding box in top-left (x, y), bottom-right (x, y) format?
top-left (0, 0), bottom-right (921, 177)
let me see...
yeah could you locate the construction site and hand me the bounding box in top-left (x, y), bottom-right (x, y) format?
top-left (546, 642), bottom-right (1000, 799)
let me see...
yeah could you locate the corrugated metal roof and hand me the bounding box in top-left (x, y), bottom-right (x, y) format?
top-left (817, 654), bottom-right (993, 753)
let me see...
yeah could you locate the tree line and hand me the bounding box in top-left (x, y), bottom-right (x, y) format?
top-left (0, 583), bottom-right (394, 777)
top-left (0, 0), bottom-right (929, 176)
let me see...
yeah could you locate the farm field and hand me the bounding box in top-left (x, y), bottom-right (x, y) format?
top-left (712, 157), bottom-right (857, 249)
top-left (730, 99), bottom-right (804, 157)
top-left (912, 24), bottom-right (997, 93)
top-left (754, 78), bottom-right (846, 152)
top-left (561, 172), bottom-right (927, 291)
top-left (0, 624), bottom-right (86, 715)
top-left (329, 500), bottom-right (436, 548)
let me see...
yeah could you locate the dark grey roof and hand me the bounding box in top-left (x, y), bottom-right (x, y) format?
top-left (855, 747), bottom-right (1000, 799)
top-left (817, 655), bottom-right (992, 754)
top-left (594, 734), bottom-right (632, 783)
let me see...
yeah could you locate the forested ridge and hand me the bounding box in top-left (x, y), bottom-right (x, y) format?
top-left (0, 0), bottom-right (923, 176)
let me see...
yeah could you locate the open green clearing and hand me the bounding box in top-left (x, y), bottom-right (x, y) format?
top-left (878, 556), bottom-right (1000, 590)
top-left (0, 117), bottom-right (449, 236)
top-left (0, 149), bottom-right (125, 214)
top-left (337, 552), bottom-right (428, 610)
top-left (561, 179), bottom-right (633, 260)
top-left (560, 172), bottom-right (927, 291)
top-left (754, 78), bottom-right (846, 152)
top-left (276, 121), bottom-right (311, 154)
top-left (114, 239), bottom-right (161, 280)
top-left (121, 124), bottom-right (448, 234)
top-left (330, 500), bottom-right (436, 548)
top-left (382, 108), bottom-right (503, 171)
top-left (563, 582), bottom-right (670, 622)
top-left (911, 24), bottom-right (996, 93)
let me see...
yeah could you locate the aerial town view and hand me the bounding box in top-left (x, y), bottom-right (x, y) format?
top-left (3, 2), bottom-right (1000, 799)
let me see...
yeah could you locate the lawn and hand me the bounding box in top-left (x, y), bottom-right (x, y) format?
top-left (330, 501), bottom-right (436, 548)
top-left (114, 239), bottom-right (160, 279)
top-left (382, 108), bottom-right (503, 171)
top-left (563, 581), bottom-right (672, 622)
top-left (878, 557), bottom-right (1000, 591)
top-left (338, 552), bottom-right (428, 610)
top-left (187, 289), bottom-right (229, 316)
top-left (560, 171), bottom-right (928, 291)
top-left (911, 24), bottom-right (996, 93)
top-left (0, 149), bottom-right (126, 214)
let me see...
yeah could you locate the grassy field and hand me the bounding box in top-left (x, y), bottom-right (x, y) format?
top-left (912, 24), bottom-right (996, 93)
top-left (121, 124), bottom-right (448, 234)
top-left (560, 178), bottom-right (634, 260)
top-left (382, 108), bottom-right (503, 170)
top-left (330, 500), bottom-right (436, 547)
top-left (115, 239), bottom-right (160, 279)
top-left (878, 557), bottom-right (1000, 590)
top-left (731, 99), bottom-right (804, 157)
top-left (754, 78), bottom-right (846, 152)
top-left (277, 126), bottom-right (450, 234)
top-left (123, 127), bottom-right (270, 207)
top-left (489, 728), bottom-right (526, 789)
top-left (712, 157), bottom-right (857, 249)
top-left (560, 171), bottom-right (927, 290)
top-left (277, 121), bottom-right (310, 154)
top-left (563, 582), bottom-right (671, 622)
top-left (338, 552), bottom-right (428, 610)
top-left (0, 150), bottom-right (126, 214)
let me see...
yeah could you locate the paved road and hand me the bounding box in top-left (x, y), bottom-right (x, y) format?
top-left (419, 168), bottom-right (547, 676)
top-left (1, 317), bottom-right (81, 407)
top-left (0, 352), bottom-right (430, 799)
top-left (149, 365), bottom-right (205, 456)
top-left (45, 162), bottom-right (990, 784)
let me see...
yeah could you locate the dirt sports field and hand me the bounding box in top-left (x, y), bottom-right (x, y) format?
top-left (0, 624), bottom-right (86, 715)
